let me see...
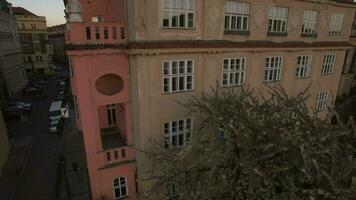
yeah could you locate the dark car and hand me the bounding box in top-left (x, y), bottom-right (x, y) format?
top-left (7, 101), bottom-right (32, 113)
top-left (24, 87), bottom-right (42, 96)
top-left (56, 94), bottom-right (65, 101)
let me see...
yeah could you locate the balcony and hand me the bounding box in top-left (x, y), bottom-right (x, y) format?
top-left (100, 127), bottom-right (126, 150)
top-left (66, 22), bottom-right (126, 44)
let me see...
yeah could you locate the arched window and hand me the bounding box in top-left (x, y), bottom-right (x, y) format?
top-left (113, 177), bottom-right (128, 199)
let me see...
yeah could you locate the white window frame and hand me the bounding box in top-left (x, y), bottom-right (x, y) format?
top-left (296, 55), bottom-right (312, 78)
top-left (222, 57), bottom-right (246, 87)
top-left (264, 56), bottom-right (283, 82)
top-left (113, 177), bottom-right (128, 199)
top-left (161, 0), bottom-right (195, 28)
top-left (329, 13), bottom-right (344, 35)
top-left (92, 16), bottom-right (104, 23)
top-left (268, 6), bottom-right (288, 33)
top-left (301, 10), bottom-right (318, 35)
top-left (162, 60), bottom-right (194, 93)
top-left (321, 54), bottom-right (336, 75)
top-left (224, 1), bottom-right (250, 31)
top-left (164, 118), bottom-right (192, 149)
top-left (315, 91), bottom-right (328, 111)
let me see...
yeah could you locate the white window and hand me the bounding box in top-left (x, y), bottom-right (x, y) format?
top-left (222, 58), bottom-right (246, 86)
top-left (224, 1), bottom-right (249, 31)
top-left (302, 10), bottom-right (318, 35)
top-left (162, 0), bottom-right (195, 28)
top-left (92, 16), bottom-right (104, 23)
top-left (329, 13), bottom-right (344, 35)
top-left (163, 60), bottom-right (194, 93)
top-left (264, 56), bottom-right (283, 82)
top-left (321, 54), bottom-right (336, 74)
top-left (107, 104), bottom-right (117, 126)
top-left (113, 177), bottom-right (128, 199)
top-left (316, 91), bottom-right (328, 111)
top-left (296, 55), bottom-right (312, 78)
top-left (268, 7), bottom-right (288, 33)
top-left (164, 118), bottom-right (192, 148)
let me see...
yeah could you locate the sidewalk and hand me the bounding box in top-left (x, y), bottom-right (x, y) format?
top-left (57, 112), bottom-right (91, 200)
top-left (0, 137), bottom-right (32, 200)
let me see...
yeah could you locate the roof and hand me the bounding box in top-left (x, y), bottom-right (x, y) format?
top-left (12, 7), bottom-right (37, 16)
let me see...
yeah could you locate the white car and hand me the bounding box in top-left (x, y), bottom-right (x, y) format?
top-left (49, 120), bottom-right (60, 133)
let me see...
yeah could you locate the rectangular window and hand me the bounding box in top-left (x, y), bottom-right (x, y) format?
top-left (222, 58), bottom-right (246, 87)
top-left (316, 91), bottom-right (328, 111)
top-left (264, 56), bottom-right (283, 82)
top-left (224, 1), bottom-right (249, 32)
top-left (120, 27), bottom-right (125, 39)
top-left (302, 10), bottom-right (318, 35)
top-left (161, 0), bottom-right (195, 28)
top-left (296, 55), bottom-right (312, 78)
top-left (104, 27), bottom-right (109, 39)
top-left (163, 60), bottom-right (194, 93)
top-left (329, 13), bottom-right (344, 35)
top-left (86, 27), bottom-right (91, 40)
top-left (268, 7), bottom-right (288, 33)
top-left (164, 118), bottom-right (192, 149)
top-left (21, 23), bottom-right (25, 29)
top-left (92, 16), bottom-right (104, 23)
top-left (107, 104), bottom-right (117, 126)
top-left (321, 54), bottom-right (336, 74)
top-left (95, 27), bottom-right (100, 39)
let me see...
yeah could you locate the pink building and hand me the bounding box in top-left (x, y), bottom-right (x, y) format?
top-left (64, 0), bottom-right (136, 199)
top-left (64, 0), bottom-right (356, 199)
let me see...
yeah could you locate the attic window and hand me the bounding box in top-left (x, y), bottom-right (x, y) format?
top-left (92, 16), bottom-right (103, 23)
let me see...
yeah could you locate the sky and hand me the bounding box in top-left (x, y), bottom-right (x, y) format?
top-left (8, 0), bottom-right (66, 26)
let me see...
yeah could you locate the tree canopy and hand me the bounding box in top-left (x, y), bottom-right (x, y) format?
top-left (143, 86), bottom-right (356, 200)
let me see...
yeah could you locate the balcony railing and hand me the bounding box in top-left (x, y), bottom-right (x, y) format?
top-left (100, 127), bottom-right (126, 150)
top-left (67, 22), bottom-right (126, 44)
top-left (103, 146), bottom-right (134, 166)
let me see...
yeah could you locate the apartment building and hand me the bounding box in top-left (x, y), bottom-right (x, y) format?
top-left (0, 1), bottom-right (27, 103)
top-left (13, 7), bottom-right (53, 75)
top-left (48, 24), bottom-right (68, 65)
top-left (64, 0), bottom-right (356, 199)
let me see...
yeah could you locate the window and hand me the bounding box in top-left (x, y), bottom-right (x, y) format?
top-left (104, 27), bottom-right (109, 39)
top-left (86, 27), bottom-right (91, 40)
top-left (107, 104), bottom-right (117, 126)
top-left (113, 177), bottom-right (128, 199)
top-left (92, 16), bottom-right (103, 23)
top-left (95, 27), bottom-right (100, 39)
top-left (315, 91), bottom-right (328, 111)
top-left (21, 23), bottom-right (25, 29)
top-left (264, 56), bottom-right (283, 82)
top-left (224, 1), bottom-right (249, 32)
top-left (301, 10), bottom-right (318, 35)
top-left (164, 118), bottom-right (192, 149)
top-left (296, 55), bottom-right (312, 78)
top-left (163, 60), bottom-right (194, 93)
top-left (321, 54), bottom-right (336, 74)
top-left (222, 58), bottom-right (246, 87)
top-left (162, 0), bottom-right (195, 28)
top-left (329, 13), bottom-right (344, 35)
top-left (120, 27), bottom-right (125, 39)
top-left (268, 7), bottom-right (288, 33)
top-left (31, 24), bottom-right (36, 29)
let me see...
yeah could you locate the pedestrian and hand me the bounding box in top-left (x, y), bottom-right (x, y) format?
top-left (72, 161), bottom-right (80, 176)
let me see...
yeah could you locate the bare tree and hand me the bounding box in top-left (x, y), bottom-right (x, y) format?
top-left (142, 86), bottom-right (356, 200)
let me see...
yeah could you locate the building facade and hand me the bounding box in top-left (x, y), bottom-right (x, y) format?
top-left (48, 24), bottom-right (68, 66)
top-left (0, 1), bottom-right (27, 103)
top-left (64, 0), bottom-right (356, 199)
top-left (13, 7), bottom-right (53, 75)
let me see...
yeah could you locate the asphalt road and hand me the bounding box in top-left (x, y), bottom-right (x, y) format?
top-left (5, 76), bottom-right (65, 200)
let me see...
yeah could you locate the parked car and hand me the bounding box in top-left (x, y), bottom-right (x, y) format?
top-left (3, 106), bottom-right (24, 118)
top-left (56, 94), bottom-right (65, 101)
top-left (49, 119), bottom-right (63, 134)
top-left (7, 101), bottom-right (32, 113)
top-left (24, 87), bottom-right (42, 96)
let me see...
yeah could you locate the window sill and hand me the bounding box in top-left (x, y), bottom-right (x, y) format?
top-left (115, 196), bottom-right (129, 200)
top-left (162, 89), bottom-right (194, 95)
top-left (296, 76), bottom-right (310, 80)
top-left (321, 73), bottom-right (334, 76)
top-left (221, 84), bottom-right (245, 88)
top-left (263, 80), bottom-right (281, 83)
top-left (224, 30), bottom-right (250, 36)
top-left (301, 33), bottom-right (317, 38)
top-left (161, 27), bottom-right (196, 30)
top-left (328, 33), bottom-right (341, 36)
top-left (267, 32), bottom-right (288, 37)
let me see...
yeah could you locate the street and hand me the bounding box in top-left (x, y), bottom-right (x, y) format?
top-left (4, 75), bottom-right (64, 200)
